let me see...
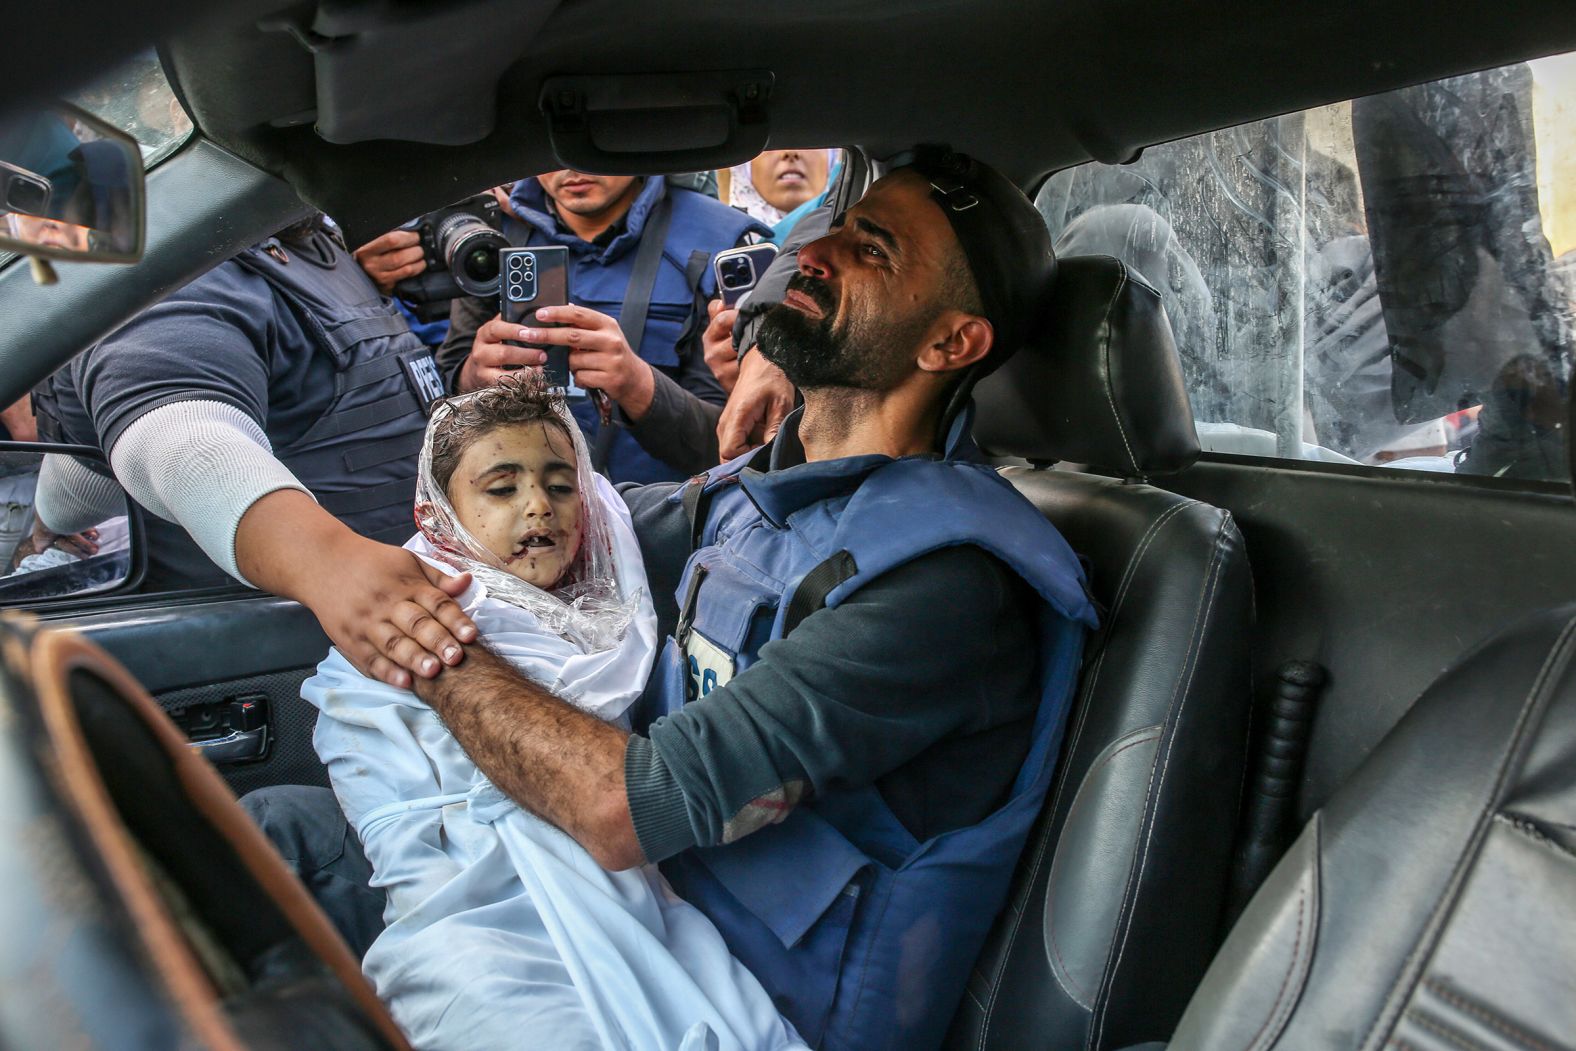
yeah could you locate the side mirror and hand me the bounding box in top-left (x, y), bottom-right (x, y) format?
top-left (0, 102), bottom-right (145, 264)
top-left (0, 443), bottom-right (142, 603)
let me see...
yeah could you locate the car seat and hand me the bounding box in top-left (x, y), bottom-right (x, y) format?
top-left (947, 255), bottom-right (1255, 1050)
top-left (0, 615), bottom-right (409, 1050)
top-left (1121, 391), bottom-right (1576, 1051)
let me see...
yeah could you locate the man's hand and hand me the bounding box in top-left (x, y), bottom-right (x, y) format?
top-left (459, 315), bottom-right (550, 393)
top-left (9, 520), bottom-right (99, 569)
top-left (717, 350), bottom-right (796, 460)
top-left (414, 641), bottom-right (644, 870)
top-left (527, 305), bottom-right (657, 421)
top-left (353, 229), bottom-right (426, 297)
top-left (702, 299), bottom-right (741, 394)
top-left (235, 489), bottom-right (478, 689)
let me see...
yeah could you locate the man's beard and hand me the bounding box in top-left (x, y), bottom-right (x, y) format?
top-left (757, 275), bottom-right (930, 391)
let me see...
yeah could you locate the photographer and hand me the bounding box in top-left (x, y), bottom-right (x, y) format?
top-left (353, 187), bottom-right (521, 349)
top-left (436, 172), bottom-right (768, 484)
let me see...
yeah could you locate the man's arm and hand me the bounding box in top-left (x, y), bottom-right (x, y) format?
top-left (411, 641), bottom-right (644, 870)
top-left (628, 546), bottom-right (1039, 861)
top-left (413, 545), bottom-right (1037, 872)
top-left (436, 294), bottom-right (495, 392)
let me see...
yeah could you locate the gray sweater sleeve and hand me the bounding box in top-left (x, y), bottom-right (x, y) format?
top-left (625, 545), bottom-right (1041, 862)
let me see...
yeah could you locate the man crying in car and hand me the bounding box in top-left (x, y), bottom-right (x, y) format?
top-left (249, 147), bottom-right (1097, 1051)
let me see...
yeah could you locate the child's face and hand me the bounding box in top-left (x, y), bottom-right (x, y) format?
top-left (447, 421), bottom-right (584, 589)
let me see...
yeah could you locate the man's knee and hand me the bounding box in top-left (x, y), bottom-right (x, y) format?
top-left (240, 784), bottom-right (385, 957)
top-left (241, 785), bottom-right (359, 875)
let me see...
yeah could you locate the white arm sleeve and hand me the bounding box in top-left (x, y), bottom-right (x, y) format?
top-left (106, 399), bottom-right (312, 586)
top-left (35, 453), bottom-right (127, 534)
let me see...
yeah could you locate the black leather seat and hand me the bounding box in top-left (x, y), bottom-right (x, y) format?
top-left (947, 256), bottom-right (1255, 1050)
top-left (1151, 398), bottom-right (1576, 1050)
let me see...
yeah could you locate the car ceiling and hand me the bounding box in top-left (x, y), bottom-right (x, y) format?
top-left (11, 0), bottom-right (1576, 243)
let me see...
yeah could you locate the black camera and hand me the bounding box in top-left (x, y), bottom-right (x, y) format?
top-left (393, 193), bottom-right (510, 322)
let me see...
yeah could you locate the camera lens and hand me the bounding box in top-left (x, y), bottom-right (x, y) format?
top-left (720, 257), bottom-right (752, 288)
top-left (436, 212), bottom-right (509, 297)
top-left (462, 246), bottom-right (500, 284)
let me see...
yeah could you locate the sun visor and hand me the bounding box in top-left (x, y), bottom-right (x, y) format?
top-left (540, 71), bottom-right (772, 176)
top-left (260, 0), bottom-right (562, 146)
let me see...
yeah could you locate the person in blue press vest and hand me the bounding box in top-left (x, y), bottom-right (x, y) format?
top-left (393, 147), bottom-right (1099, 1050)
top-left (434, 171), bottom-right (769, 484)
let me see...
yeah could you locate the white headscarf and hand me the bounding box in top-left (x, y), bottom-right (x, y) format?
top-left (412, 389), bottom-right (640, 654)
top-left (729, 149), bottom-right (840, 225)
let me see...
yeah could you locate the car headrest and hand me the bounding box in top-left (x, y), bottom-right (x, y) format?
top-left (973, 255), bottom-right (1201, 477)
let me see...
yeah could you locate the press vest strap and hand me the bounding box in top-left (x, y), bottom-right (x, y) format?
top-left (323, 312), bottom-right (413, 355)
top-left (781, 550), bottom-right (859, 638)
top-left (587, 194), bottom-right (677, 474)
top-left (616, 194), bottom-right (674, 357)
top-left (299, 390), bottom-right (421, 442)
top-left (342, 430), bottom-right (424, 473)
top-left (681, 475), bottom-right (711, 549)
top-left (684, 249), bottom-right (709, 300)
top-left (317, 476), bottom-right (415, 517)
top-left (338, 353), bottom-right (410, 390)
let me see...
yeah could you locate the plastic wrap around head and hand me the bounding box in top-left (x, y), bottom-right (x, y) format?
top-left (415, 382), bottom-right (636, 652)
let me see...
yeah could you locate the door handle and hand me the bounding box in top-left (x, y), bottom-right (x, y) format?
top-left (176, 694), bottom-right (270, 765)
top-left (191, 726), bottom-right (268, 763)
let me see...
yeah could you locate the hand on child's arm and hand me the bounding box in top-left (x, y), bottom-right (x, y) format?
top-left (236, 489), bottom-right (478, 688)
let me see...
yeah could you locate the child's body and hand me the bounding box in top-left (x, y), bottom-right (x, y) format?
top-left (302, 379), bottom-right (804, 1051)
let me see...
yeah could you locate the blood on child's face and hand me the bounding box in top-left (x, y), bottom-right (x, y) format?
top-left (447, 421), bottom-right (583, 589)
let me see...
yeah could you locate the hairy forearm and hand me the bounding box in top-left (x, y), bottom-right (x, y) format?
top-left (413, 641), bottom-right (644, 870)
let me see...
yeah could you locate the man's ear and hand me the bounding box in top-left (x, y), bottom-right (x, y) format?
top-left (917, 313), bottom-right (994, 375)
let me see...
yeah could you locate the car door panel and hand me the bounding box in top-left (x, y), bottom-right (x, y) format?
top-left (39, 592), bottom-right (332, 796)
top-left (1160, 459), bottom-right (1576, 820)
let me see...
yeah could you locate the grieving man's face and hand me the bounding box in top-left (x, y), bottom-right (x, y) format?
top-left (537, 171), bottom-right (641, 219)
top-left (757, 171), bottom-right (958, 391)
top-left (447, 421), bottom-right (584, 589)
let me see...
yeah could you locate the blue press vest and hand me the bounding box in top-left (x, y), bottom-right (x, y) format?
top-left (651, 444), bottom-right (1098, 1049)
top-left (502, 179), bottom-right (766, 484)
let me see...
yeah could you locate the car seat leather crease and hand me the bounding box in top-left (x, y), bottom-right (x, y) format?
top-left (950, 255), bottom-right (1256, 1050)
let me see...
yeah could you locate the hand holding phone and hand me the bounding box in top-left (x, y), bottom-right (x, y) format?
top-left (713, 244), bottom-right (779, 308)
top-left (500, 246), bottom-right (574, 389)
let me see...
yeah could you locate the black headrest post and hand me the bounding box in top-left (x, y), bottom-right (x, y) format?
top-left (973, 255), bottom-right (1200, 478)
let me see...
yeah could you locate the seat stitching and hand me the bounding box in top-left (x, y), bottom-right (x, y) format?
top-left (1493, 812), bottom-right (1576, 865)
top-left (1422, 979), bottom-right (1558, 1051)
top-left (1408, 1009), bottom-right (1495, 1051)
top-left (1240, 880), bottom-right (1307, 1051)
top-left (977, 498), bottom-right (1193, 1048)
top-left (1091, 517), bottom-right (1230, 1050)
top-left (1096, 267), bottom-right (1139, 476)
top-left (1358, 613), bottom-right (1576, 1051)
top-left (1042, 729), bottom-right (1164, 1010)
top-left (964, 985), bottom-right (988, 1013)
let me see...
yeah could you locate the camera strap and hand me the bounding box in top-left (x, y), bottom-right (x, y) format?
top-left (596, 192), bottom-right (675, 473)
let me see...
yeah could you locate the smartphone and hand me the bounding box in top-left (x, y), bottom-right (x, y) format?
top-left (499, 246), bottom-right (574, 390)
top-left (712, 243), bottom-right (779, 308)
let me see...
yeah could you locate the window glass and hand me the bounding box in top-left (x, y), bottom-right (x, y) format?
top-left (66, 50), bottom-right (193, 168)
top-left (1038, 54), bottom-right (1575, 483)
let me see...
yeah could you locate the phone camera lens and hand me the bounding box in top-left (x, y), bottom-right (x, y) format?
top-left (721, 257), bottom-right (753, 287)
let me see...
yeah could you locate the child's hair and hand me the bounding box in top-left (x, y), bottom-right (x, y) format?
top-left (428, 373), bottom-right (575, 497)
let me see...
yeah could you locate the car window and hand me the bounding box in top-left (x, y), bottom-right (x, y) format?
top-left (1038, 52), bottom-right (1576, 484)
top-left (0, 52), bottom-right (191, 271)
top-left (66, 50), bottom-right (192, 168)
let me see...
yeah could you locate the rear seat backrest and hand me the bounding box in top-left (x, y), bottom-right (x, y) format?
top-left (946, 256), bottom-right (1254, 1050)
